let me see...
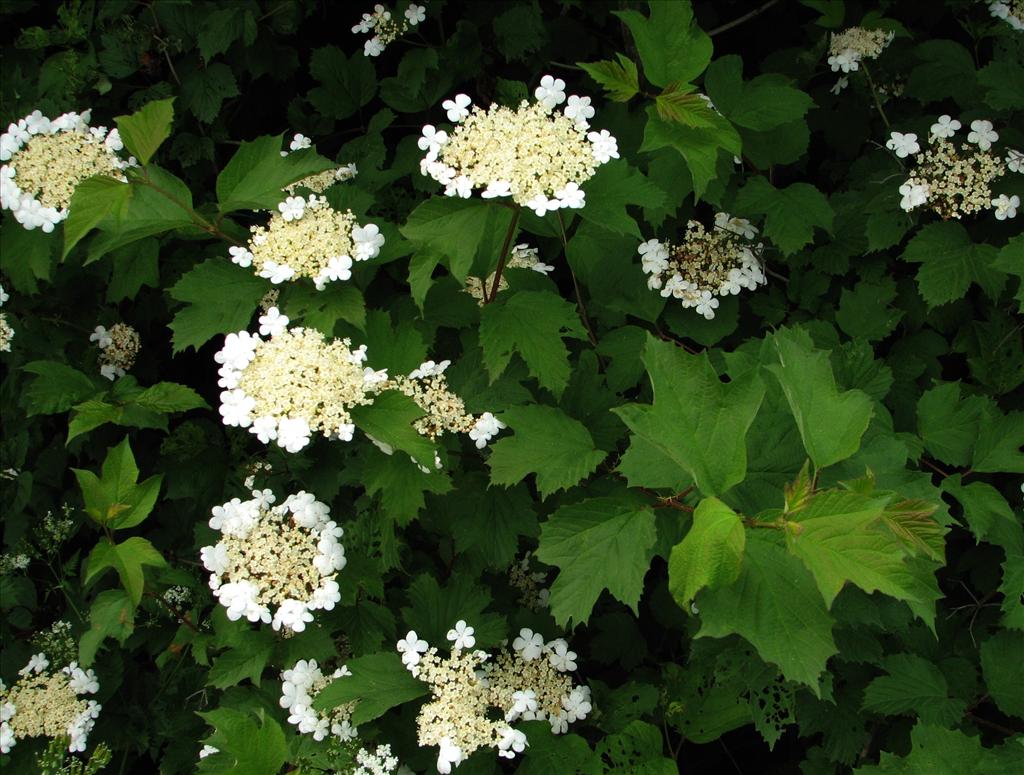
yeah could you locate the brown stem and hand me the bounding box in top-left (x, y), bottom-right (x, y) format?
top-left (484, 206), bottom-right (521, 304)
top-left (860, 61), bottom-right (891, 131)
top-left (708, 0), bottom-right (780, 36)
top-left (556, 212), bottom-right (599, 348)
top-left (137, 169), bottom-right (241, 245)
top-left (967, 713), bottom-right (1021, 737)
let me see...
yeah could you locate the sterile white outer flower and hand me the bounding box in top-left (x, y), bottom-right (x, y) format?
top-left (714, 212), bottom-right (758, 239)
top-left (564, 95), bottom-right (595, 127)
top-left (218, 580), bottom-right (271, 623)
top-left (215, 330), bottom-right (260, 370)
top-left (443, 93), bottom-right (472, 123)
top-left (278, 195), bottom-right (306, 221)
top-left (549, 710), bottom-right (569, 734)
top-left (446, 620), bottom-right (476, 650)
top-left (199, 745), bottom-right (219, 759)
top-left (587, 128), bottom-right (619, 163)
top-left (481, 179), bottom-right (512, 199)
top-left (447, 174), bottom-right (473, 198)
top-left (436, 737), bottom-right (464, 774)
top-left (289, 133), bottom-right (312, 151)
top-left (967, 119), bottom-right (998, 151)
top-left (258, 306), bottom-right (290, 337)
top-left (899, 180), bottom-right (930, 212)
top-left (638, 239), bottom-right (670, 274)
top-left (828, 50), bottom-right (860, 73)
top-left (0, 284), bottom-right (8, 306)
top-left (364, 36), bottom-right (385, 57)
top-left (229, 245), bottom-right (254, 267)
top-left (260, 259), bottom-right (297, 284)
top-left (418, 124), bottom-right (449, 156)
top-left (273, 598), bottom-right (314, 632)
top-left (277, 416), bottom-right (312, 452)
top-left (201, 543), bottom-right (230, 576)
top-left (554, 181), bottom-right (585, 209)
top-left (219, 389), bottom-right (256, 428)
top-left (89, 325), bottom-right (113, 349)
top-left (534, 75), bottom-right (567, 109)
top-left (405, 3), bottom-right (427, 24)
top-left (830, 76), bottom-right (849, 95)
top-left (992, 194), bottom-right (1019, 220)
top-left (506, 689), bottom-right (538, 721)
top-left (548, 641), bottom-right (578, 672)
top-left (886, 131), bottom-right (920, 158)
top-left (352, 223), bottom-right (385, 260)
top-left (496, 726), bottom-right (528, 759)
top-left (1007, 149), bottom-right (1024, 174)
top-left (19, 653), bottom-right (49, 676)
top-left (525, 193), bottom-right (558, 217)
top-left (409, 359), bottom-right (451, 379)
top-left (512, 628), bottom-right (545, 661)
top-left (63, 664), bottom-right (99, 694)
top-left (397, 630), bottom-right (429, 670)
top-left (562, 686), bottom-right (592, 723)
top-left (930, 114), bottom-right (961, 139)
top-left (469, 411), bottom-right (506, 448)
top-left (695, 290), bottom-right (720, 320)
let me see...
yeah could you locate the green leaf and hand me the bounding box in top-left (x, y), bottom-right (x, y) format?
top-left (62, 175), bottom-right (131, 258)
top-left (668, 497), bottom-right (745, 609)
top-left (613, 0), bottom-right (712, 87)
top-left (197, 708), bottom-right (287, 775)
top-left (131, 382), bottom-right (209, 413)
top-left (907, 40), bottom-right (977, 108)
top-left (916, 383), bottom-right (985, 467)
top-left (181, 62), bottom-right (239, 124)
top-left (613, 334), bottom-right (765, 497)
top-left (114, 98), bottom-right (174, 166)
top-left (704, 55), bottom-right (813, 130)
top-left (308, 45), bottom-right (377, 120)
top-left (488, 404), bottom-right (606, 498)
top-left (479, 289), bottom-right (585, 397)
top-left (697, 532), bottom-right (837, 692)
top-left (0, 219), bottom-right (54, 294)
top-left (767, 328), bottom-right (873, 469)
top-left (279, 282), bottom-right (365, 336)
top-left (72, 437), bottom-right (163, 529)
top-left (862, 654), bottom-right (965, 726)
top-left (22, 360), bottom-right (98, 416)
top-left (107, 237), bottom-right (160, 302)
top-left (835, 280), bottom-right (905, 342)
top-left (992, 234), bottom-right (1024, 313)
top-left (167, 259), bottom-right (266, 353)
top-left (901, 222), bottom-right (1002, 308)
top-left (536, 495), bottom-right (658, 627)
top-left (493, 3), bottom-right (547, 61)
top-left (577, 53), bottom-right (640, 102)
top-left (595, 720), bottom-right (678, 773)
top-left (400, 573), bottom-right (506, 648)
top-left (67, 397), bottom-right (167, 442)
top-left (941, 475), bottom-right (1024, 555)
top-left (360, 450), bottom-right (452, 526)
top-left (313, 652), bottom-right (429, 725)
top-left (640, 109), bottom-right (741, 199)
top-left (400, 198), bottom-right (516, 282)
top-left (207, 630), bottom-right (274, 689)
top-left (654, 82), bottom-right (718, 127)
top-left (449, 480), bottom-right (539, 570)
top-left (784, 489), bottom-right (940, 609)
top-left (79, 589), bottom-right (134, 667)
top-left (735, 176), bottom-right (834, 255)
top-left (197, 8), bottom-right (247, 61)
top-left (216, 134), bottom-right (335, 213)
top-left (980, 630), bottom-right (1024, 719)
top-left (578, 160), bottom-right (666, 238)
top-left (972, 403), bottom-right (1024, 474)
top-left (84, 536), bottom-right (166, 606)
top-left (350, 390), bottom-right (436, 471)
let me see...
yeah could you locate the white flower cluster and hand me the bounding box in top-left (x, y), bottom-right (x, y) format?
top-left (280, 133), bottom-right (358, 193)
top-left (216, 309), bottom-right (386, 453)
top-left (989, 0), bottom-right (1024, 30)
top-left (1, 653), bottom-right (101, 754)
top-left (0, 283), bottom-right (12, 353)
top-left (419, 75), bottom-right (618, 215)
top-left (199, 489), bottom-right (344, 632)
top-left (229, 194), bottom-right (383, 290)
top-left (827, 27), bottom-right (894, 73)
top-left (90, 322), bottom-right (140, 380)
top-left (352, 3), bottom-right (426, 57)
top-left (464, 243), bottom-right (555, 304)
top-left (353, 743), bottom-right (405, 775)
top-left (279, 659), bottom-right (357, 742)
top-left (397, 624), bottom-right (590, 773)
top-left (640, 213), bottom-right (766, 320)
top-left (1, 109), bottom-right (132, 232)
top-left (891, 117), bottom-right (1018, 220)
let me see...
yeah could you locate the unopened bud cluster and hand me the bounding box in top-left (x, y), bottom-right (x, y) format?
top-left (280, 133), bottom-right (358, 194)
top-left (228, 194), bottom-right (383, 290)
top-left (279, 659), bottom-right (357, 741)
top-left (396, 624), bottom-right (590, 773)
top-left (640, 212), bottom-right (767, 320)
top-left (891, 117), bottom-right (1019, 221)
top-left (419, 75), bottom-right (618, 215)
top-left (509, 553), bottom-right (551, 611)
top-left (199, 489), bottom-right (344, 632)
top-left (353, 3), bottom-right (426, 57)
top-left (90, 323), bottom-right (140, 381)
top-left (1, 653), bottom-right (101, 754)
top-left (464, 243), bottom-right (555, 305)
top-left (1, 110), bottom-right (132, 232)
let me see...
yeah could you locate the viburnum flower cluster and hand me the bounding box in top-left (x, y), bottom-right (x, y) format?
top-left (199, 489), bottom-right (345, 632)
top-left (90, 322), bottom-right (140, 380)
top-left (464, 243), bottom-right (555, 304)
top-left (0, 653), bottom-right (101, 754)
top-left (989, 0), bottom-right (1024, 30)
top-left (353, 743), bottom-right (407, 775)
top-left (890, 116), bottom-right (1018, 220)
top-left (419, 75), bottom-right (618, 215)
top-left (216, 308), bottom-right (386, 453)
top-left (229, 194), bottom-right (384, 290)
top-left (396, 624), bottom-right (590, 773)
top-left (640, 213), bottom-right (767, 320)
top-left (0, 283), bottom-right (12, 353)
top-left (352, 3), bottom-right (426, 57)
top-left (827, 27), bottom-right (895, 73)
top-left (279, 659), bottom-right (357, 741)
top-left (280, 133), bottom-right (358, 194)
top-left (0, 109), bottom-right (132, 232)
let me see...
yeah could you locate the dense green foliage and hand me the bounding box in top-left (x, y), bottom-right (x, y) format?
top-left (1, 1), bottom-right (1022, 773)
